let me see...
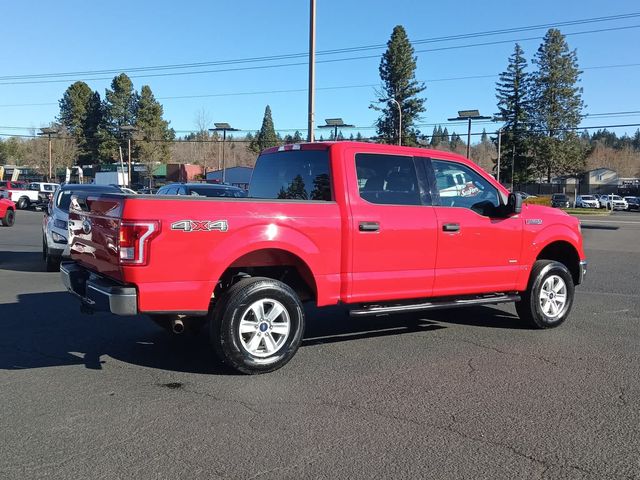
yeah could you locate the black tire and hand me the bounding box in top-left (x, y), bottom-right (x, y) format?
top-left (1, 209), bottom-right (14, 227)
top-left (43, 237), bottom-right (59, 272)
top-left (210, 277), bottom-right (305, 374)
top-left (515, 260), bottom-right (575, 329)
top-left (17, 197), bottom-right (30, 210)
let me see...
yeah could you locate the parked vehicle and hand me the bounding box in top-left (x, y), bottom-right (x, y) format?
top-left (43, 184), bottom-right (124, 271)
top-left (551, 193), bottom-right (570, 208)
top-left (623, 196), bottom-right (639, 211)
top-left (156, 183), bottom-right (247, 198)
top-left (29, 182), bottom-right (60, 209)
top-left (599, 194), bottom-right (627, 210)
top-left (61, 142), bottom-right (586, 374)
top-left (0, 180), bottom-right (40, 209)
top-left (0, 197), bottom-right (15, 226)
top-left (575, 195), bottom-right (600, 208)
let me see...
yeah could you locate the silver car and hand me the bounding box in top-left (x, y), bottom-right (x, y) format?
top-left (575, 195), bottom-right (600, 208)
top-left (42, 184), bottom-right (123, 271)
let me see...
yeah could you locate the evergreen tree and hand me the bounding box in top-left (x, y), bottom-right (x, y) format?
top-left (356, 132), bottom-right (363, 141)
top-left (249, 105), bottom-right (279, 153)
top-left (495, 43), bottom-right (533, 183)
top-left (530, 29), bottom-right (585, 181)
top-left (430, 126), bottom-right (440, 146)
top-left (292, 130), bottom-right (303, 143)
top-left (135, 85), bottom-right (175, 184)
top-left (98, 73), bottom-right (138, 161)
top-left (480, 128), bottom-right (489, 144)
top-left (373, 25), bottom-right (426, 146)
top-left (441, 127), bottom-right (450, 144)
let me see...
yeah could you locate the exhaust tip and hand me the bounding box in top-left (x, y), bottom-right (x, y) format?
top-left (171, 319), bottom-right (185, 334)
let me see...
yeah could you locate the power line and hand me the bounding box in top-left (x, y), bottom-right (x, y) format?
top-left (1, 24), bottom-right (639, 86)
top-left (2, 122), bottom-right (639, 142)
top-left (2, 12), bottom-right (638, 82)
top-left (0, 62), bottom-right (638, 109)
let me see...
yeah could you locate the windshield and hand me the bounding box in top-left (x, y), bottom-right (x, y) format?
top-left (554, 195), bottom-right (567, 200)
top-left (582, 195), bottom-right (595, 200)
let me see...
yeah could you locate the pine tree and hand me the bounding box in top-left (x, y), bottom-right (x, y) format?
top-left (58, 82), bottom-right (104, 165)
top-left (292, 130), bottom-right (303, 143)
top-left (373, 25), bottom-right (426, 146)
top-left (441, 127), bottom-right (450, 144)
top-left (481, 129), bottom-right (489, 144)
top-left (356, 132), bottom-right (363, 141)
top-left (135, 85), bottom-right (175, 184)
top-left (530, 29), bottom-right (585, 181)
top-left (249, 105), bottom-right (279, 153)
top-left (98, 73), bottom-right (139, 161)
top-left (430, 126), bottom-right (440, 146)
top-left (495, 43), bottom-right (533, 183)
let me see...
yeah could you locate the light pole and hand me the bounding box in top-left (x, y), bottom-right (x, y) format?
top-left (38, 127), bottom-right (59, 181)
top-left (318, 118), bottom-right (354, 141)
top-left (120, 125), bottom-right (137, 186)
top-left (307, 0), bottom-right (316, 142)
top-left (448, 110), bottom-right (492, 159)
top-left (209, 123), bottom-right (239, 184)
top-left (378, 97), bottom-right (402, 145)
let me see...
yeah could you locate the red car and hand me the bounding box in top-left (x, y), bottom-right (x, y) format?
top-left (62, 142), bottom-right (586, 373)
top-left (0, 197), bottom-right (15, 226)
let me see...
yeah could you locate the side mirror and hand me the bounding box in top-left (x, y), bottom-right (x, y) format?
top-left (508, 192), bottom-right (522, 214)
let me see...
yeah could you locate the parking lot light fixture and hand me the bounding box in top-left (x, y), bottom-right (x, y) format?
top-left (38, 127), bottom-right (59, 181)
top-left (209, 123), bottom-right (240, 184)
top-left (318, 118), bottom-right (354, 142)
top-left (448, 110), bottom-right (492, 159)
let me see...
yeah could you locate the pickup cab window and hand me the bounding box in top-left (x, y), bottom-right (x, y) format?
top-left (431, 159), bottom-right (500, 216)
top-left (356, 153), bottom-right (422, 205)
top-left (250, 150), bottom-right (331, 201)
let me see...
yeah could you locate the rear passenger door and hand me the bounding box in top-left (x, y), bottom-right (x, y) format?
top-left (425, 158), bottom-right (523, 296)
top-left (348, 152), bottom-right (438, 303)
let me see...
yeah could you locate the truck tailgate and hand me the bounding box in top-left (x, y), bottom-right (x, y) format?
top-left (68, 193), bottom-right (124, 281)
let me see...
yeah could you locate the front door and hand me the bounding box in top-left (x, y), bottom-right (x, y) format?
top-left (426, 158), bottom-right (523, 296)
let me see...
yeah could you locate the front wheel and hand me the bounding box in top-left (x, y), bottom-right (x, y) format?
top-left (43, 237), bottom-right (59, 272)
top-left (210, 277), bottom-right (305, 374)
top-left (1, 209), bottom-right (14, 226)
top-left (516, 260), bottom-right (575, 329)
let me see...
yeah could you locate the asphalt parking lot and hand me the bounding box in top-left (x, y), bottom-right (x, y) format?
top-left (1, 210), bottom-right (639, 480)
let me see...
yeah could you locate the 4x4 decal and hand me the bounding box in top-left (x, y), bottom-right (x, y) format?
top-left (171, 220), bottom-right (228, 232)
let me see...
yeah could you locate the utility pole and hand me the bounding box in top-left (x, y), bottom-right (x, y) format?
top-left (307, 0), bottom-right (316, 142)
top-left (120, 125), bottom-right (137, 186)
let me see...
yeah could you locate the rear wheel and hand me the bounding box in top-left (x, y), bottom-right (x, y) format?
top-left (17, 197), bottom-right (30, 210)
top-left (516, 260), bottom-right (574, 329)
top-left (210, 277), bottom-right (305, 374)
top-left (1, 209), bottom-right (14, 226)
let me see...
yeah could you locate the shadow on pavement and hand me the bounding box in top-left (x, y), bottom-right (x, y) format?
top-left (0, 251), bottom-right (47, 273)
top-left (0, 291), bottom-right (524, 374)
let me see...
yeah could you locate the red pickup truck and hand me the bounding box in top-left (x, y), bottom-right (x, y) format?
top-left (61, 142), bottom-right (586, 374)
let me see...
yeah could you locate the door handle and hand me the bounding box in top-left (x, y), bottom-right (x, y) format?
top-left (359, 221), bottom-right (380, 232)
top-left (442, 223), bottom-right (460, 232)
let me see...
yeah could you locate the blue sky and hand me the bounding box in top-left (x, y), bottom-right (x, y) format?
top-left (1, 0), bottom-right (639, 140)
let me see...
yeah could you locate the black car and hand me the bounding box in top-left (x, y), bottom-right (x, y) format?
top-left (624, 196), bottom-right (640, 211)
top-left (156, 183), bottom-right (247, 198)
top-left (551, 193), bottom-right (570, 208)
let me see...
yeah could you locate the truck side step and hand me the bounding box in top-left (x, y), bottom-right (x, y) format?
top-left (349, 293), bottom-right (521, 317)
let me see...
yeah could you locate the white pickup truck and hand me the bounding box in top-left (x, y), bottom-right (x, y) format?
top-left (0, 180), bottom-right (42, 209)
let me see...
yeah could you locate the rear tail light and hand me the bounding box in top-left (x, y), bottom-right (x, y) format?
top-left (118, 221), bottom-right (159, 265)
